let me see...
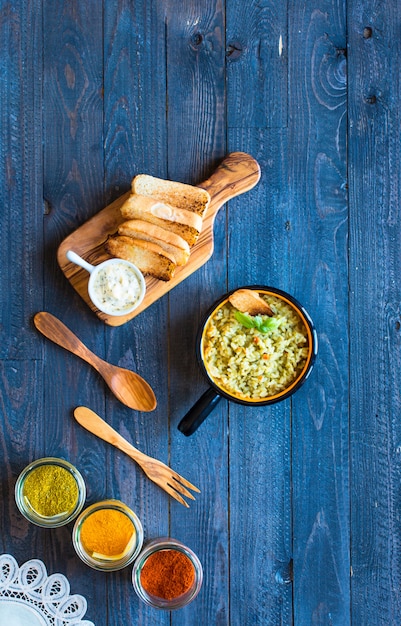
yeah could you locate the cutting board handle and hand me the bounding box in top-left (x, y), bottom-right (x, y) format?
top-left (199, 151), bottom-right (261, 218)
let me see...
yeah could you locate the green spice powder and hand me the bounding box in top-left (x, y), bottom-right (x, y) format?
top-left (23, 464), bottom-right (79, 517)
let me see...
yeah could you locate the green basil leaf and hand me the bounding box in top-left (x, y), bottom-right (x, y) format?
top-left (234, 310), bottom-right (280, 333)
top-left (253, 316), bottom-right (263, 328)
top-left (259, 318), bottom-right (280, 333)
top-left (234, 311), bottom-right (256, 328)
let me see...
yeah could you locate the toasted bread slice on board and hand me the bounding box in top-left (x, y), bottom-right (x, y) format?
top-left (132, 174), bottom-right (210, 218)
top-left (106, 236), bottom-right (176, 282)
top-left (118, 219), bottom-right (190, 266)
top-left (120, 194), bottom-right (202, 247)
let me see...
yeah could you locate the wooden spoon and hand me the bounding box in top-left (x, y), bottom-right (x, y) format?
top-left (33, 312), bottom-right (156, 412)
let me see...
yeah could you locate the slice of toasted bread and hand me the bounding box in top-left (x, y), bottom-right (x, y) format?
top-left (131, 174), bottom-right (210, 218)
top-left (228, 289), bottom-right (274, 316)
top-left (118, 219), bottom-right (190, 266)
top-left (120, 194), bottom-right (202, 247)
top-left (105, 236), bottom-right (176, 281)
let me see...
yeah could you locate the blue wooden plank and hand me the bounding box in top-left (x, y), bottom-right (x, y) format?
top-left (164, 2), bottom-right (229, 625)
top-left (103, 2), bottom-right (171, 624)
top-left (42, 0), bottom-right (105, 343)
top-left (227, 0), bottom-right (288, 130)
top-left (165, 0), bottom-right (227, 183)
top-left (226, 6), bottom-right (294, 625)
top-left (103, 1), bottom-right (168, 199)
top-left (0, 361), bottom-right (44, 560)
top-left (40, 3), bottom-right (106, 623)
top-left (348, 2), bottom-right (401, 624)
top-left (0, 0), bottom-right (47, 588)
top-left (287, 3), bottom-right (349, 624)
top-left (226, 127), bottom-right (293, 625)
top-left (0, 0), bottom-right (44, 359)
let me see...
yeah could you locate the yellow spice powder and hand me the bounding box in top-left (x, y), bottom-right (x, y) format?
top-left (80, 508), bottom-right (135, 558)
top-left (23, 464), bottom-right (79, 517)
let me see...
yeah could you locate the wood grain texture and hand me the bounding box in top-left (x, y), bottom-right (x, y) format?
top-left (226, 4), bottom-right (294, 609)
top-left (102, 3), bottom-right (172, 624)
top-left (288, 3), bottom-right (349, 624)
top-left (226, 0), bottom-right (288, 129)
top-left (0, 0), bottom-right (44, 359)
top-left (164, 3), bottom-right (231, 625)
top-left (165, 0), bottom-right (226, 182)
top-left (103, 1), bottom-right (168, 198)
top-left (348, 2), bottom-right (401, 624)
top-left (39, 3), bottom-right (107, 621)
top-left (42, 0), bottom-right (105, 349)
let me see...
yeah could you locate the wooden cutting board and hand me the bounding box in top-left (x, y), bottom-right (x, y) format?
top-left (57, 152), bottom-right (261, 326)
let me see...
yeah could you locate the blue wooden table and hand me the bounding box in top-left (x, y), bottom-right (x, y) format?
top-left (1, 1), bottom-right (400, 624)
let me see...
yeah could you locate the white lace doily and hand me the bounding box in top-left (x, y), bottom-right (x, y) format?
top-left (0, 554), bottom-right (94, 626)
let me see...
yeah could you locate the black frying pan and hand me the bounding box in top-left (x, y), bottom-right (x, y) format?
top-left (178, 286), bottom-right (318, 436)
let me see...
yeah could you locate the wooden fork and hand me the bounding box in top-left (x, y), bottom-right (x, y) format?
top-left (73, 406), bottom-right (200, 507)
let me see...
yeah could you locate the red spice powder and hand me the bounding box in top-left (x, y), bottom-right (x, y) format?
top-left (140, 548), bottom-right (195, 600)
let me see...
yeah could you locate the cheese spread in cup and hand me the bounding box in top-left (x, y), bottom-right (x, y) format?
top-left (66, 250), bottom-right (146, 316)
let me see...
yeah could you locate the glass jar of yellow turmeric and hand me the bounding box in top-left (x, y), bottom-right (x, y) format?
top-left (15, 457), bottom-right (86, 528)
top-left (72, 500), bottom-right (143, 571)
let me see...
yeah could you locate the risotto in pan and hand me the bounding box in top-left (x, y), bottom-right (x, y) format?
top-left (202, 294), bottom-right (310, 401)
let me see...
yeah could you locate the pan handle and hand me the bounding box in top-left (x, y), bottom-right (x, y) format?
top-left (177, 387), bottom-right (222, 436)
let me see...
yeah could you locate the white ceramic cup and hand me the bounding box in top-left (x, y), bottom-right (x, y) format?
top-left (66, 250), bottom-right (146, 316)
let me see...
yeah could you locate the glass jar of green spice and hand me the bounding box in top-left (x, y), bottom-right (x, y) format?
top-left (15, 457), bottom-right (86, 528)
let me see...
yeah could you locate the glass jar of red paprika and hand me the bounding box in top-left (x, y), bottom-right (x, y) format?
top-left (132, 538), bottom-right (203, 610)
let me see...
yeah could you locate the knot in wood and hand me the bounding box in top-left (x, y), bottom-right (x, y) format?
top-left (275, 560), bottom-right (293, 585)
top-left (365, 94), bottom-right (377, 104)
top-left (43, 199), bottom-right (51, 215)
top-left (226, 41), bottom-right (243, 60)
top-left (190, 32), bottom-right (203, 49)
top-left (363, 26), bottom-right (373, 39)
